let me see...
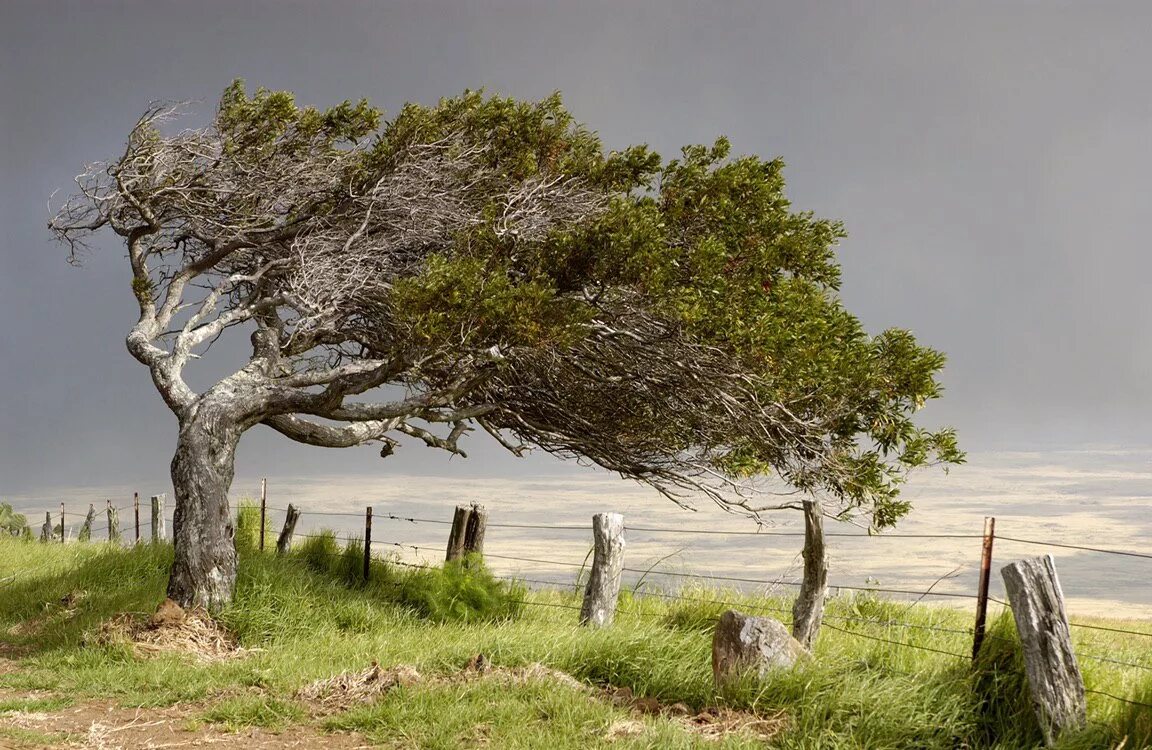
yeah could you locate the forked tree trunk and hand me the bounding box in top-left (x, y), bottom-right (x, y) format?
top-left (791, 500), bottom-right (828, 648)
top-left (166, 404), bottom-right (243, 611)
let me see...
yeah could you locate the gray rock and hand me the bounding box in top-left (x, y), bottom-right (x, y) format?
top-left (712, 610), bottom-right (807, 687)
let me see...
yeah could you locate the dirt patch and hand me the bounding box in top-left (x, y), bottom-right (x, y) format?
top-left (89, 600), bottom-right (246, 663)
top-left (1, 699), bottom-right (371, 749)
top-left (605, 685), bottom-right (787, 742)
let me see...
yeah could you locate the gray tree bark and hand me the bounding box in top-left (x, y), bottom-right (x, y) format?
top-left (580, 512), bottom-right (625, 627)
top-left (166, 401), bottom-right (243, 611)
top-left (791, 500), bottom-right (828, 648)
top-left (1001, 555), bottom-right (1086, 746)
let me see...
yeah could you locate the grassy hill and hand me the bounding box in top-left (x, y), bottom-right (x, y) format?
top-left (1, 525), bottom-right (1149, 749)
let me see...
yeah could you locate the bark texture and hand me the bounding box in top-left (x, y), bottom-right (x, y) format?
top-left (791, 500), bottom-right (828, 648)
top-left (580, 512), bottom-right (625, 627)
top-left (1001, 555), bottom-right (1086, 746)
top-left (166, 401), bottom-right (244, 611)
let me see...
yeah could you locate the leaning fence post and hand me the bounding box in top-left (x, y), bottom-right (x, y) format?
top-left (106, 501), bottom-right (120, 544)
top-left (446, 504), bottom-right (472, 562)
top-left (580, 512), bottom-right (625, 628)
top-left (259, 477), bottom-right (267, 552)
top-left (40, 512), bottom-right (52, 543)
top-left (150, 494), bottom-right (166, 542)
top-left (1001, 555), bottom-right (1086, 746)
top-left (972, 516), bottom-right (997, 659)
top-left (79, 504), bottom-right (95, 542)
top-left (276, 504), bottom-right (300, 554)
top-left (134, 492), bottom-right (140, 544)
top-left (59, 503), bottom-right (66, 544)
top-left (363, 506), bottom-right (373, 582)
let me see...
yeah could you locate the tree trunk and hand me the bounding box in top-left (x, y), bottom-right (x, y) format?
top-left (166, 405), bottom-right (243, 611)
top-left (791, 500), bottom-right (828, 648)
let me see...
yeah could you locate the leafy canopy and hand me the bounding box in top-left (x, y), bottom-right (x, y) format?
top-left (54, 82), bottom-right (961, 528)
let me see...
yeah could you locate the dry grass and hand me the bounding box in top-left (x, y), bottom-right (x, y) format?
top-left (90, 605), bottom-right (245, 663)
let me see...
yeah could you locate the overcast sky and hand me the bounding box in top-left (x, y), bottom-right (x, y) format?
top-left (2, 1), bottom-right (1150, 496)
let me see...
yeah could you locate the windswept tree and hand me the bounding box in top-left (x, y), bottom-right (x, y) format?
top-left (51, 83), bottom-right (960, 619)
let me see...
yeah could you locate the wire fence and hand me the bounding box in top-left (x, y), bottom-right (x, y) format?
top-left (12, 488), bottom-right (1152, 711)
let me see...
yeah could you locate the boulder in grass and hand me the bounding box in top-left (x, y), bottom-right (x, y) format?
top-left (712, 610), bottom-right (807, 687)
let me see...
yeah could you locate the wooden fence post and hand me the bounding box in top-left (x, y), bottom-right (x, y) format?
top-left (151, 494), bottom-right (166, 542)
top-left (463, 503), bottom-right (487, 559)
top-left (106, 501), bottom-right (120, 544)
top-left (259, 477), bottom-right (267, 552)
top-left (446, 505), bottom-right (471, 562)
top-left (1001, 555), bottom-right (1086, 746)
top-left (59, 503), bottom-right (65, 544)
top-left (363, 506), bottom-right (373, 582)
top-left (276, 504), bottom-right (300, 554)
top-left (134, 492), bottom-right (140, 544)
top-left (580, 512), bottom-right (625, 628)
top-left (972, 516), bottom-right (996, 659)
top-left (79, 504), bottom-right (95, 542)
top-left (40, 512), bottom-right (52, 543)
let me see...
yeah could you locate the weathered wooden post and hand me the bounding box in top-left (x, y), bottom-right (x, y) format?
top-left (580, 512), bottom-right (625, 628)
top-left (106, 500), bottom-right (120, 543)
top-left (40, 512), bottom-right (52, 543)
top-left (79, 504), bottom-right (95, 542)
top-left (446, 504), bottom-right (471, 562)
top-left (133, 492), bottom-right (140, 544)
top-left (972, 516), bottom-right (997, 659)
top-left (259, 477), bottom-right (267, 552)
top-left (363, 506), bottom-right (373, 582)
top-left (1001, 555), bottom-right (1086, 746)
top-left (463, 503), bottom-right (487, 560)
top-left (150, 494), bottom-right (166, 542)
top-left (59, 503), bottom-right (66, 544)
top-left (276, 504), bottom-right (300, 554)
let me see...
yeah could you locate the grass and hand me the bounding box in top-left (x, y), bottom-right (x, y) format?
top-left (1, 535), bottom-right (1150, 748)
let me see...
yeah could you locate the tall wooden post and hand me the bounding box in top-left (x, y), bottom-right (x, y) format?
top-left (972, 516), bottom-right (996, 659)
top-left (59, 503), bottom-right (65, 544)
top-left (133, 492), bottom-right (140, 544)
top-left (463, 503), bottom-right (487, 563)
top-left (151, 494), bottom-right (166, 542)
top-left (276, 504), bottom-right (300, 554)
top-left (363, 506), bottom-right (373, 582)
top-left (106, 500), bottom-right (120, 544)
top-left (259, 478), bottom-right (267, 552)
top-left (580, 513), bottom-right (626, 628)
top-left (1001, 555), bottom-right (1086, 746)
top-left (446, 505), bottom-right (471, 562)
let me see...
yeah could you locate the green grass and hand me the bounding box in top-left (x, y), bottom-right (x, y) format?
top-left (1, 536), bottom-right (1150, 748)
top-left (200, 694), bottom-right (307, 731)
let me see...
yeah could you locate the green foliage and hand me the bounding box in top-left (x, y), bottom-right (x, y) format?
top-left (385, 555), bottom-right (526, 624)
top-left (971, 613), bottom-right (1042, 747)
top-left (1110, 675), bottom-right (1152, 749)
top-left (217, 79), bottom-right (380, 158)
top-left (0, 503), bottom-right (28, 537)
top-left (290, 531), bottom-right (523, 623)
top-left (233, 500), bottom-right (272, 556)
